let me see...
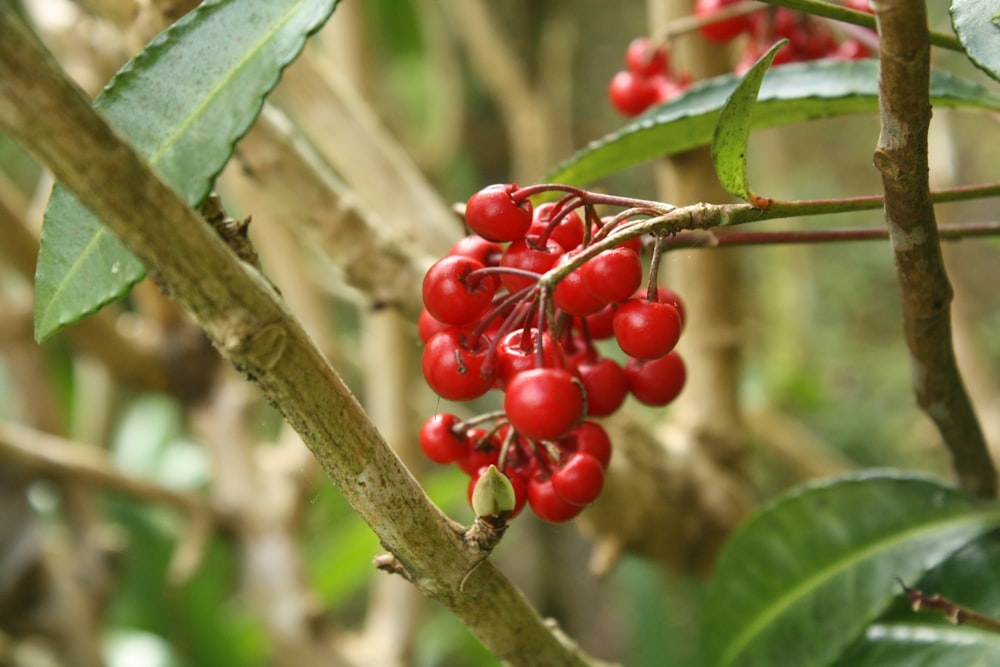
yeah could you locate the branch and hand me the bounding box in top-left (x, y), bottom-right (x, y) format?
top-left (872, 1), bottom-right (996, 497)
top-left (898, 579), bottom-right (1000, 634)
top-left (0, 12), bottom-right (608, 666)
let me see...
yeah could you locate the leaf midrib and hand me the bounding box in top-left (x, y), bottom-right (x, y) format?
top-left (717, 508), bottom-right (1000, 667)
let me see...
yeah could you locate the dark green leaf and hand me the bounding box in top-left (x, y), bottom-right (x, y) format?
top-left (703, 471), bottom-right (1000, 667)
top-left (547, 61), bottom-right (1000, 187)
top-left (951, 0), bottom-right (1000, 82)
top-left (34, 0), bottom-right (339, 341)
top-left (711, 40), bottom-right (784, 202)
top-left (835, 529), bottom-right (1000, 666)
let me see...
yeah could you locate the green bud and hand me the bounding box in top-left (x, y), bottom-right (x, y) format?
top-left (471, 465), bottom-right (516, 517)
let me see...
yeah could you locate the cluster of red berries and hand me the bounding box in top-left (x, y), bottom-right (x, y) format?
top-left (418, 184), bottom-right (687, 523)
top-left (607, 37), bottom-right (691, 117)
top-left (609, 1), bottom-right (877, 117)
top-left (703, 0), bottom-right (877, 74)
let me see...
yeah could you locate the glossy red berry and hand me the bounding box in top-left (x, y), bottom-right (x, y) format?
top-left (421, 328), bottom-right (495, 401)
top-left (422, 255), bottom-right (496, 325)
top-left (530, 202), bottom-right (585, 251)
top-left (504, 368), bottom-right (585, 441)
top-left (613, 298), bottom-right (682, 360)
top-left (564, 421), bottom-right (613, 469)
top-left (625, 351), bottom-right (687, 406)
top-left (581, 247), bottom-right (643, 305)
top-left (419, 413), bottom-right (467, 464)
top-left (527, 475), bottom-right (584, 523)
top-left (499, 235), bottom-right (565, 293)
top-left (575, 356), bottom-right (629, 417)
top-left (608, 70), bottom-right (659, 117)
top-left (625, 37), bottom-right (669, 78)
top-left (694, 0), bottom-right (753, 43)
top-left (553, 253), bottom-right (610, 317)
top-left (456, 430), bottom-right (500, 475)
top-left (495, 329), bottom-right (565, 390)
top-left (583, 305), bottom-right (617, 340)
top-left (552, 452), bottom-right (605, 506)
top-left (465, 184), bottom-right (533, 242)
top-left (418, 307), bottom-right (449, 344)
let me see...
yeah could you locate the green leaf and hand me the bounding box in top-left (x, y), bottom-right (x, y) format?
top-left (547, 60), bottom-right (1000, 187)
top-left (835, 529), bottom-right (1000, 666)
top-left (951, 0), bottom-right (1000, 82)
top-left (702, 471), bottom-right (1000, 667)
top-left (34, 0), bottom-right (340, 342)
top-left (711, 40), bottom-right (784, 202)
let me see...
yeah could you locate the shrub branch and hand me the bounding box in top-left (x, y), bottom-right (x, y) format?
top-left (873, 0), bottom-right (996, 497)
top-left (0, 12), bottom-right (607, 667)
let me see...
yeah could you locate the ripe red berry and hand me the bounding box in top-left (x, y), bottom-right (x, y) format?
top-left (608, 70), bottom-right (659, 117)
top-left (495, 328), bottom-right (565, 390)
top-left (564, 421), bottom-right (613, 469)
top-left (552, 452), bottom-right (605, 506)
top-left (465, 184), bottom-right (533, 242)
top-left (694, 0), bottom-right (753, 43)
top-left (553, 253), bottom-right (610, 317)
top-left (499, 235), bottom-right (565, 293)
top-left (575, 356), bottom-right (629, 417)
top-left (625, 37), bottom-right (669, 78)
top-left (582, 305), bottom-right (616, 340)
top-left (530, 202), bottom-right (585, 251)
top-left (625, 351), bottom-right (687, 406)
top-left (581, 247), bottom-right (643, 305)
top-left (613, 298), bottom-right (682, 360)
top-left (422, 255), bottom-right (496, 325)
top-left (650, 286), bottom-right (687, 329)
top-left (421, 328), bottom-right (495, 401)
top-left (418, 307), bottom-right (449, 344)
top-left (419, 413), bottom-right (468, 464)
top-left (527, 474), bottom-right (584, 523)
top-left (456, 430), bottom-right (500, 475)
top-left (504, 368), bottom-right (585, 441)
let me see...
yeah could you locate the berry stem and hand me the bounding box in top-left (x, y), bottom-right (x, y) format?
top-left (645, 233), bottom-right (665, 303)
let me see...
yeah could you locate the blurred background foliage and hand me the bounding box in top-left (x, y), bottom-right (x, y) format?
top-left (1, 0), bottom-right (999, 666)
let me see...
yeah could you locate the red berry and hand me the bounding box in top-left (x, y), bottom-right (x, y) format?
top-left (527, 475), bottom-right (584, 523)
top-left (465, 184), bottom-right (533, 242)
top-left (625, 37), bottom-right (669, 78)
top-left (456, 430), bottom-right (500, 475)
top-left (625, 351), bottom-right (687, 406)
top-left (504, 368), bottom-right (585, 441)
top-left (421, 328), bottom-right (495, 401)
top-left (422, 255), bottom-right (496, 326)
top-left (608, 70), bottom-right (659, 117)
top-left (581, 247), bottom-right (643, 305)
top-left (499, 235), bottom-right (565, 293)
top-left (418, 307), bottom-right (449, 344)
top-left (583, 305), bottom-right (617, 340)
top-left (613, 298), bottom-right (682, 360)
top-left (554, 253), bottom-right (610, 317)
top-left (575, 356), bottom-right (629, 417)
top-left (694, 0), bottom-right (753, 43)
top-left (495, 328), bottom-right (565, 390)
top-left (552, 452), bottom-right (605, 506)
top-left (564, 421), bottom-right (613, 469)
top-left (419, 413), bottom-right (467, 464)
top-left (650, 286), bottom-right (687, 329)
top-left (530, 202), bottom-right (585, 251)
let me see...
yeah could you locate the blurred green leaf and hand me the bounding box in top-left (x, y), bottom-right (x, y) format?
top-left (951, 0), bottom-right (1000, 82)
top-left (703, 471), bottom-right (1000, 667)
top-left (711, 40), bottom-right (784, 202)
top-left (547, 61), bottom-right (1000, 188)
top-left (34, 0), bottom-right (340, 341)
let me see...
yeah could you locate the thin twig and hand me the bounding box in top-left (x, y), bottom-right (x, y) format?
top-left (897, 579), bottom-right (1000, 634)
